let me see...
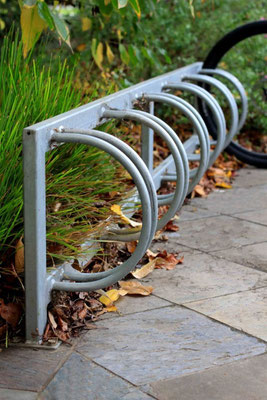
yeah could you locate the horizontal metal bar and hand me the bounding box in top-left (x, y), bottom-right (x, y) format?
top-left (25, 63), bottom-right (202, 139)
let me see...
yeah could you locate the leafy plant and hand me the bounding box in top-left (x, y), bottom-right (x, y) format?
top-left (0, 30), bottom-right (128, 261)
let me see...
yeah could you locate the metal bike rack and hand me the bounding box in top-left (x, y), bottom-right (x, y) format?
top-left (23, 62), bottom-right (247, 345)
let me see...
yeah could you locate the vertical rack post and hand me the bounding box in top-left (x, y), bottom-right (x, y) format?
top-left (23, 129), bottom-right (47, 343)
top-left (141, 101), bottom-right (154, 173)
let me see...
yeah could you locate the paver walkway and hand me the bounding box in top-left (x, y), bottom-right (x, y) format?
top-left (0, 166), bottom-right (267, 400)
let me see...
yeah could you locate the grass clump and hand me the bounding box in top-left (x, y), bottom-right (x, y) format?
top-left (0, 31), bottom-right (128, 264)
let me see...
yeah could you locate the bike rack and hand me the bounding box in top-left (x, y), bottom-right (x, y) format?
top-left (23, 62), bottom-right (247, 345)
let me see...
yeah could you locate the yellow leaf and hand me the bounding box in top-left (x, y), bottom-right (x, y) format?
top-left (117, 29), bottom-right (122, 41)
top-left (99, 289), bottom-right (120, 306)
top-left (15, 237), bottom-right (24, 274)
top-left (110, 204), bottom-right (142, 228)
top-left (106, 305), bottom-right (118, 312)
top-left (104, 0), bottom-right (111, 4)
top-left (215, 182), bottom-right (232, 189)
top-left (131, 259), bottom-right (156, 279)
top-left (119, 280), bottom-right (153, 296)
top-left (82, 17), bottom-right (92, 31)
top-left (106, 42), bottom-right (114, 64)
top-left (94, 42), bottom-right (104, 69)
top-left (0, 19), bottom-right (5, 30)
top-left (20, 4), bottom-right (47, 58)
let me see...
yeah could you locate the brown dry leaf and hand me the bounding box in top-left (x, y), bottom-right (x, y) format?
top-left (92, 263), bottom-right (104, 273)
top-left (146, 249), bottom-right (158, 260)
top-left (15, 237), bottom-right (24, 274)
top-left (126, 241), bottom-right (137, 253)
top-left (48, 311), bottom-right (57, 330)
top-left (78, 307), bottom-right (88, 320)
top-left (58, 316), bottom-right (68, 332)
top-left (119, 280), bottom-right (153, 296)
top-left (131, 259), bottom-right (156, 279)
top-left (118, 289), bottom-right (128, 296)
top-left (164, 220), bottom-right (179, 232)
top-left (154, 251), bottom-right (184, 270)
top-left (193, 185), bottom-right (207, 197)
top-left (207, 167), bottom-right (227, 178)
top-left (0, 300), bottom-right (22, 329)
top-left (71, 258), bottom-right (81, 272)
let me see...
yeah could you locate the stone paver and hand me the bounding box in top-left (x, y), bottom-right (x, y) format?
top-left (213, 242), bottom-right (267, 273)
top-left (76, 306), bottom-right (266, 386)
top-left (232, 167), bottom-right (267, 188)
top-left (186, 287), bottom-right (267, 341)
top-left (190, 184), bottom-right (267, 215)
top-left (140, 252), bottom-right (267, 304)
top-left (144, 353), bottom-right (267, 400)
top-left (175, 215), bottom-right (267, 252)
top-left (178, 205), bottom-right (219, 221)
top-left (40, 353), bottom-right (152, 400)
top-left (0, 389), bottom-right (38, 400)
top-left (233, 208), bottom-right (267, 226)
top-left (102, 293), bottom-right (172, 319)
top-left (0, 346), bottom-right (71, 392)
top-left (150, 234), bottom-right (201, 255)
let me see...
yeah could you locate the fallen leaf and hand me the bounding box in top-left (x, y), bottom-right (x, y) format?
top-left (15, 237), bottom-right (24, 274)
top-left (126, 241), bottom-right (137, 253)
top-left (99, 289), bottom-right (120, 306)
top-left (119, 280), bottom-right (153, 296)
top-left (193, 185), bottom-right (207, 197)
top-left (146, 249), bottom-right (158, 259)
top-left (78, 307), bottom-right (87, 320)
top-left (92, 263), bottom-right (104, 273)
top-left (110, 204), bottom-right (142, 228)
top-left (215, 182), bottom-right (232, 189)
top-left (58, 316), bottom-right (68, 332)
top-left (48, 311), bottom-right (57, 330)
top-left (153, 251), bottom-right (184, 270)
top-left (131, 259), bottom-right (156, 279)
top-left (118, 289), bottom-right (128, 296)
top-left (106, 305), bottom-right (118, 312)
top-left (0, 300), bottom-right (22, 329)
top-left (164, 220), bottom-right (179, 232)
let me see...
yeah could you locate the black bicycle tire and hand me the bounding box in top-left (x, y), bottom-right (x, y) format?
top-left (201, 20), bottom-right (267, 168)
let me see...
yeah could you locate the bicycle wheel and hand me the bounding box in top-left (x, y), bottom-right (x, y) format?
top-left (202, 20), bottom-right (267, 168)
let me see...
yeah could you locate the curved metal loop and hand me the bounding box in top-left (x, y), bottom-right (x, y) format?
top-left (182, 74), bottom-right (239, 148)
top-left (200, 68), bottom-right (248, 132)
top-left (102, 109), bottom-right (186, 229)
top-left (162, 82), bottom-right (226, 167)
top-left (51, 132), bottom-right (153, 290)
top-left (56, 128), bottom-right (158, 283)
top-left (142, 93), bottom-right (210, 193)
top-left (59, 128), bottom-right (158, 245)
top-left (129, 111), bottom-right (190, 206)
